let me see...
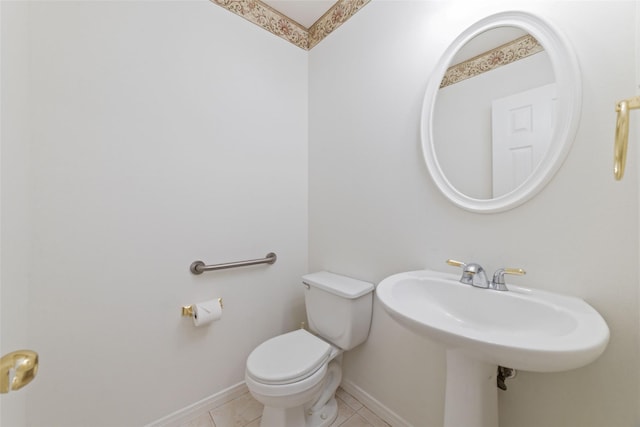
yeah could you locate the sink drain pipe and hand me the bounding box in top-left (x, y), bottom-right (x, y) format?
top-left (497, 366), bottom-right (517, 390)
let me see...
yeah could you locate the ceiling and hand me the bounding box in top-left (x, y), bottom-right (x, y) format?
top-left (261, 0), bottom-right (336, 28)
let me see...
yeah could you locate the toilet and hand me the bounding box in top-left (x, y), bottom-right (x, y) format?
top-left (245, 271), bottom-right (374, 427)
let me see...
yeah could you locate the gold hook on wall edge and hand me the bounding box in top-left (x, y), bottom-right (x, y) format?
top-left (1, 350), bottom-right (39, 393)
top-left (614, 96), bottom-right (640, 180)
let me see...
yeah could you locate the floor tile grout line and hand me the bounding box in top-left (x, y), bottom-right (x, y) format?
top-left (180, 387), bottom-right (384, 427)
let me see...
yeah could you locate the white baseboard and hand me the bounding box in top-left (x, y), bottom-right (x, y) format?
top-left (340, 379), bottom-right (414, 427)
top-left (146, 379), bottom-right (411, 427)
top-left (145, 382), bottom-right (249, 427)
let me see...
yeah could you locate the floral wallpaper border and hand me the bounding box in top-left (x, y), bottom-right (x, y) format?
top-left (210, 0), bottom-right (370, 50)
top-left (308, 0), bottom-right (369, 49)
top-left (440, 34), bottom-right (544, 88)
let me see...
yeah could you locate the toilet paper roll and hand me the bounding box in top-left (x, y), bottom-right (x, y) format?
top-left (193, 298), bottom-right (223, 327)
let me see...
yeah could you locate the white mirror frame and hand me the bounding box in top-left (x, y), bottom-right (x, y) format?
top-left (421, 11), bottom-right (581, 213)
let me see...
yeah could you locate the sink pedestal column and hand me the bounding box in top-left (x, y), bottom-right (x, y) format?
top-left (444, 349), bottom-right (498, 427)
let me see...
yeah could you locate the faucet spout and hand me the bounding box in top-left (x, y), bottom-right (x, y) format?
top-left (463, 263), bottom-right (489, 288)
top-left (446, 260), bottom-right (489, 288)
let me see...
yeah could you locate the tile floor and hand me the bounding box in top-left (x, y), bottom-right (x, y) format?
top-left (179, 387), bottom-right (390, 427)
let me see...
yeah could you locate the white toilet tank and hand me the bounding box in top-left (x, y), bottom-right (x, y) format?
top-left (302, 271), bottom-right (374, 351)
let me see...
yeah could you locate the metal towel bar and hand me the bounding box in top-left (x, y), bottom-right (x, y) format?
top-left (190, 252), bottom-right (277, 275)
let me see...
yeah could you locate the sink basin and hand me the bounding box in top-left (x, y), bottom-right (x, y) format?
top-left (377, 270), bottom-right (609, 372)
top-left (377, 269), bottom-right (609, 427)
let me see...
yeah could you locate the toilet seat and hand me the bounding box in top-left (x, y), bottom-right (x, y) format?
top-left (246, 329), bottom-right (332, 385)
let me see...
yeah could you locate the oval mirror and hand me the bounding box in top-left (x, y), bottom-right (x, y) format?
top-left (421, 11), bottom-right (581, 213)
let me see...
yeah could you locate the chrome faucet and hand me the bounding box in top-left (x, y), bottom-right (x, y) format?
top-left (446, 259), bottom-right (489, 288)
top-left (447, 260), bottom-right (526, 291)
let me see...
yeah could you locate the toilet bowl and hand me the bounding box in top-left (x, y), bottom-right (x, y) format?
top-left (246, 329), bottom-right (343, 427)
top-left (245, 272), bottom-right (374, 427)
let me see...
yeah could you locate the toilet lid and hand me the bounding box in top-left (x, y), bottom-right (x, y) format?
top-left (246, 329), bottom-right (332, 385)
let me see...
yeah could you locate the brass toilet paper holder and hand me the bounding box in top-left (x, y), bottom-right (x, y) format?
top-left (181, 298), bottom-right (223, 317)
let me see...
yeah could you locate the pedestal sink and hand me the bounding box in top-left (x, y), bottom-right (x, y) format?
top-left (376, 269), bottom-right (609, 427)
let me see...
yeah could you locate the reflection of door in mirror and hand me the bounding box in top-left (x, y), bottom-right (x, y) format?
top-left (433, 29), bottom-right (554, 200)
top-left (491, 83), bottom-right (557, 196)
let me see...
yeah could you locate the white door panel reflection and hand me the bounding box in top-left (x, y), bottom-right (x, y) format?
top-left (491, 83), bottom-right (556, 196)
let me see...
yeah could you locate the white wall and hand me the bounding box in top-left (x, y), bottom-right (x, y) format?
top-left (0, 1), bottom-right (31, 425)
top-left (1, 1), bottom-right (308, 426)
top-left (309, 1), bottom-right (639, 426)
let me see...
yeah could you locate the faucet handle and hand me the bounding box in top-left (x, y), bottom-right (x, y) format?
top-left (491, 268), bottom-right (526, 291)
top-left (446, 259), bottom-right (466, 268)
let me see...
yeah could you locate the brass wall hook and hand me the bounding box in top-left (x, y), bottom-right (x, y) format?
top-left (1, 350), bottom-right (39, 393)
top-left (614, 96), bottom-right (640, 180)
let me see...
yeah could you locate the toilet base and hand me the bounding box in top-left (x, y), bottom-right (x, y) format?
top-left (259, 395), bottom-right (338, 427)
top-left (305, 397), bottom-right (338, 427)
top-left (255, 360), bottom-right (342, 427)
top-left (260, 405), bottom-right (307, 427)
